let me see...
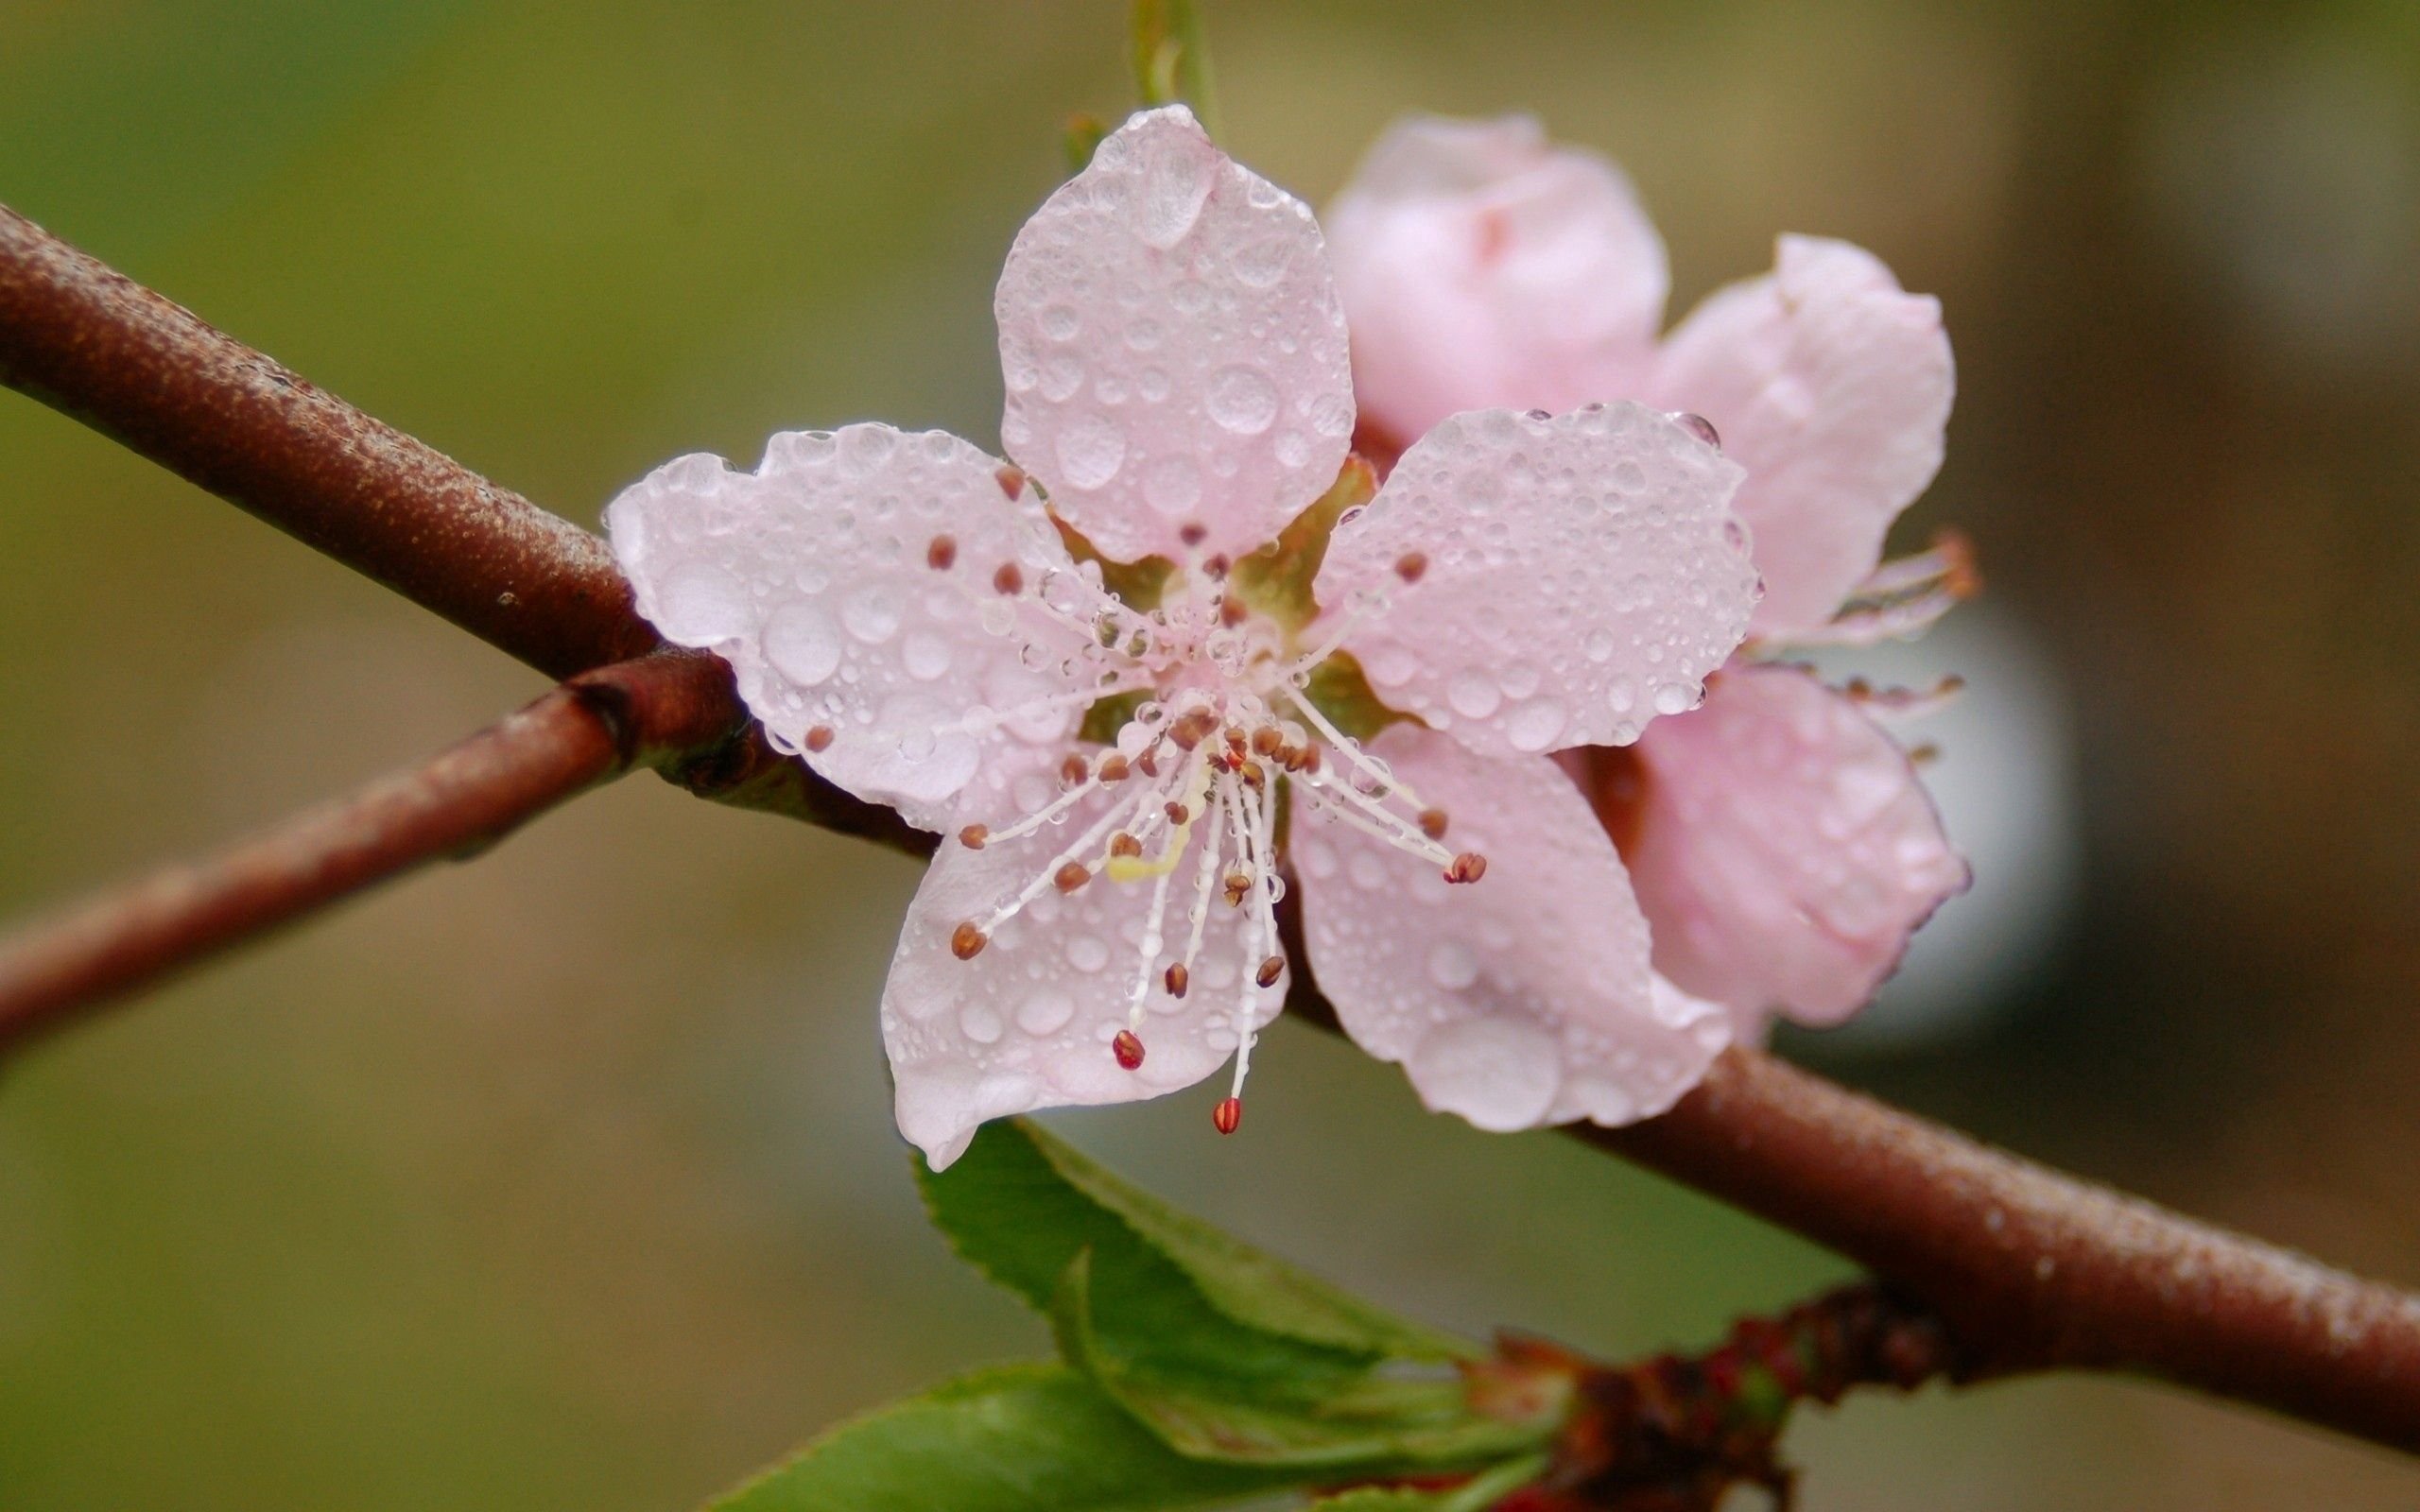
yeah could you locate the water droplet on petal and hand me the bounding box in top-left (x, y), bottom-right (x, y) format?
top-left (1055, 412), bottom-right (1127, 489)
top-left (764, 602), bottom-right (842, 685)
top-left (841, 584), bottom-right (905, 644)
top-left (959, 1003), bottom-right (1004, 1044)
top-left (1017, 990), bottom-right (1076, 1036)
top-left (1206, 367), bottom-right (1278, 435)
top-left (1426, 940), bottom-right (1480, 989)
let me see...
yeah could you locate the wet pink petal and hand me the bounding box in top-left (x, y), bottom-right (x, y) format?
top-left (996, 105), bottom-right (1355, 565)
top-left (883, 820), bottom-right (1270, 1170)
top-left (1623, 663), bottom-right (1968, 1029)
top-left (1296, 725), bottom-right (1731, 1131)
top-left (1648, 235), bottom-right (1954, 640)
top-left (1318, 404), bottom-right (1758, 759)
top-left (606, 424), bottom-right (1102, 833)
top-left (1326, 114), bottom-right (1667, 447)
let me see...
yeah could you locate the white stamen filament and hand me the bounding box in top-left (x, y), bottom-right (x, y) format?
top-left (1280, 685), bottom-right (1426, 812)
top-left (977, 781), bottom-right (1151, 933)
top-left (1293, 765), bottom-right (1455, 868)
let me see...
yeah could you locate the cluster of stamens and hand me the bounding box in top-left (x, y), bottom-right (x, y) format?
top-left (933, 541), bottom-right (1486, 1134)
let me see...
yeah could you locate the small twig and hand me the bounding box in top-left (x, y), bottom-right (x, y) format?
top-left (6, 201), bottom-right (2420, 1453)
top-left (0, 652), bottom-right (738, 1051)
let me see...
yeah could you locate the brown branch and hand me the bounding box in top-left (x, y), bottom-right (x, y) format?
top-left (6, 200), bottom-right (2420, 1453)
top-left (0, 203), bottom-right (915, 850)
top-left (0, 652), bottom-right (751, 1052)
top-left (1584, 1052), bottom-right (2420, 1451)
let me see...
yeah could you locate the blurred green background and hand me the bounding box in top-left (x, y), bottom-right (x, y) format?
top-left (5, 1), bottom-right (2419, 1506)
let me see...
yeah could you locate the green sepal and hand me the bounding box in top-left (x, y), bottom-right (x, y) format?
top-left (1307, 1455), bottom-right (1555, 1512)
top-left (1228, 455), bottom-right (1377, 635)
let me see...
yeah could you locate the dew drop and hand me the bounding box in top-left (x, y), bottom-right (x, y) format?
top-left (764, 602), bottom-right (842, 685)
top-left (1040, 304), bottom-right (1081, 341)
top-left (902, 631), bottom-right (955, 680)
top-left (1206, 367), bottom-right (1279, 435)
top-left (959, 1003), bottom-right (1004, 1045)
top-left (1067, 935), bottom-right (1111, 972)
top-left (1017, 990), bottom-right (1076, 1036)
top-left (1142, 455), bottom-right (1202, 516)
top-left (659, 563), bottom-right (752, 640)
top-left (1055, 412), bottom-right (1127, 489)
top-left (1426, 940), bottom-right (1480, 990)
top-left (1505, 698), bottom-right (1566, 752)
top-left (1447, 671), bottom-right (1502, 719)
top-left (841, 584), bottom-right (905, 644)
top-left (1134, 131), bottom-right (1215, 248)
top-left (1652, 681), bottom-right (1697, 716)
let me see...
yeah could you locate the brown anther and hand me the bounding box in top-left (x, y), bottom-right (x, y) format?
top-left (1393, 551), bottom-right (1428, 584)
top-left (1254, 954), bottom-right (1285, 988)
top-left (1237, 760), bottom-right (1266, 789)
top-left (1109, 832), bottom-right (1144, 859)
top-left (958, 824), bottom-right (989, 850)
top-left (1281, 746), bottom-right (1309, 772)
top-left (993, 561), bottom-right (1026, 595)
top-left (1224, 725), bottom-right (1249, 753)
top-left (950, 922), bottom-right (989, 960)
top-left (1418, 807), bottom-right (1449, 840)
top-left (1250, 726), bottom-right (1283, 756)
top-left (1444, 851), bottom-right (1489, 885)
top-left (1219, 593), bottom-right (1248, 627)
top-left (1164, 963), bottom-right (1189, 998)
top-left (1112, 1030), bottom-right (1146, 1071)
top-left (925, 534), bottom-right (958, 571)
top-left (804, 726), bottom-right (836, 752)
top-left (1908, 742), bottom-right (1942, 766)
top-left (1170, 710), bottom-right (1219, 751)
top-left (1300, 746), bottom-right (1323, 775)
top-left (1202, 553), bottom-right (1231, 580)
top-left (1098, 753), bottom-right (1132, 782)
top-left (1136, 747), bottom-right (1161, 777)
top-left (994, 463), bottom-right (1028, 498)
top-left (1178, 523), bottom-right (1208, 547)
top-left (1054, 862), bottom-right (1092, 893)
top-left (1223, 870), bottom-right (1253, 907)
top-left (1212, 1096), bottom-right (1242, 1135)
top-left (1060, 753), bottom-right (1090, 787)
top-left (1937, 528), bottom-right (1983, 599)
top-left (1164, 801), bottom-right (1191, 824)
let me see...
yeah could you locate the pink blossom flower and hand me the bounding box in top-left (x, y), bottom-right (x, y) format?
top-left (1327, 114), bottom-right (1970, 1033)
top-left (606, 108), bottom-right (1762, 1166)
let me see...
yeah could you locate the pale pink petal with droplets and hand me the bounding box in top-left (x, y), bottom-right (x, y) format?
top-left (1326, 114), bottom-right (1667, 447)
top-left (1648, 235), bottom-right (1954, 640)
top-left (995, 105), bottom-right (1355, 565)
top-left (1624, 663), bottom-right (1968, 1030)
top-left (1318, 404), bottom-right (1758, 760)
top-left (1296, 726), bottom-right (1731, 1131)
top-left (606, 423), bottom-right (1098, 833)
top-left (883, 821), bottom-right (1272, 1170)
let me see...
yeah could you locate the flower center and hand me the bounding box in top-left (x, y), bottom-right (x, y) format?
top-left (943, 544), bottom-right (1483, 1132)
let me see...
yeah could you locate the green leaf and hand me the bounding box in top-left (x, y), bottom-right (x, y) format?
top-left (1307, 1455), bottom-right (1554, 1512)
top-left (922, 1120), bottom-right (1470, 1373)
top-left (709, 1365), bottom-right (1295, 1512)
top-left (1054, 1251), bottom-right (1547, 1470)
